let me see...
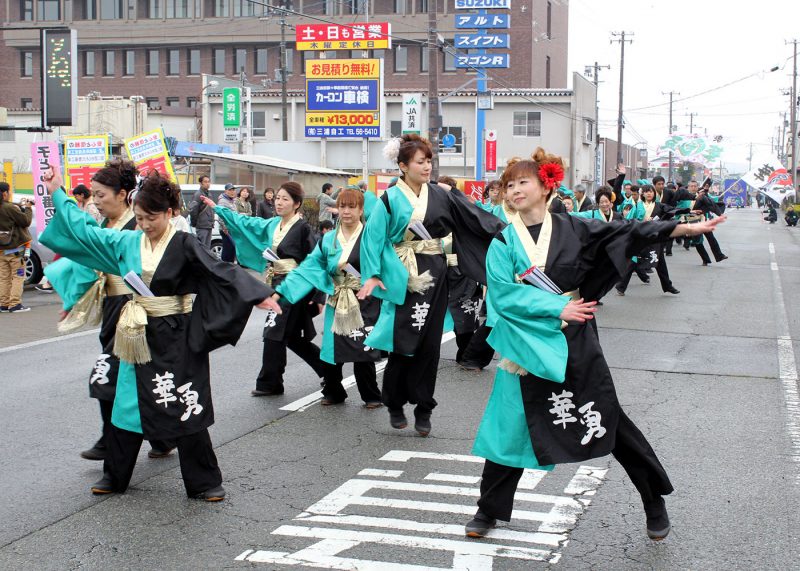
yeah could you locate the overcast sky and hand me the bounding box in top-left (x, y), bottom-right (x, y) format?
top-left (566, 0), bottom-right (800, 173)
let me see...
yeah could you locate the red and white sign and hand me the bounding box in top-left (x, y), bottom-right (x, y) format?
top-left (485, 129), bottom-right (497, 173)
top-left (463, 180), bottom-right (486, 201)
top-left (296, 23), bottom-right (391, 51)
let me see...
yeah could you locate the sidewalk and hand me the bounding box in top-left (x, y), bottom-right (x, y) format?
top-left (0, 286), bottom-right (90, 349)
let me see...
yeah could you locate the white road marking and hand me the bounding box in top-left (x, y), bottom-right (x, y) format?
top-left (767, 241), bottom-right (800, 484)
top-left (237, 451), bottom-right (608, 568)
top-left (280, 332), bottom-right (456, 412)
top-left (358, 469), bottom-right (403, 478)
top-left (0, 327), bottom-right (100, 354)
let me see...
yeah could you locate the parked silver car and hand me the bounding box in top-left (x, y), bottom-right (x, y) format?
top-left (19, 202), bottom-right (56, 286)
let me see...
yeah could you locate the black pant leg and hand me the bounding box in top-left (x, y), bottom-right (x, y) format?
top-left (97, 398), bottom-right (114, 448)
top-left (383, 349), bottom-right (439, 413)
top-left (102, 425), bottom-right (144, 493)
top-left (382, 353), bottom-right (411, 411)
top-left (617, 266), bottom-right (635, 292)
top-left (654, 244), bottom-right (673, 290)
top-left (665, 238), bottom-right (673, 255)
top-left (322, 362), bottom-right (348, 402)
top-left (176, 429), bottom-right (223, 497)
top-left (220, 232), bottom-right (236, 263)
top-left (455, 332), bottom-right (473, 363)
top-left (353, 361), bottom-right (381, 403)
top-left (256, 338), bottom-right (287, 392)
top-left (705, 231), bottom-right (725, 260)
top-left (287, 334), bottom-right (326, 378)
top-left (611, 410), bottom-right (674, 508)
top-left (476, 460), bottom-right (525, 522)
top-left (461, 325), bottom-right (495, 368)
top-left (695, 243), bottom-right (712, 264)
top-left (635, 267), bottom-right (650, 282)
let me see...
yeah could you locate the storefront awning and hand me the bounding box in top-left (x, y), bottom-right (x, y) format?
top-left (194, 151), bottom-right (352, 177)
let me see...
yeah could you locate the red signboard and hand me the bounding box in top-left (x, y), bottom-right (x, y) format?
top-left (296, 23), bottom-right (391, 51)
top-left (463, 180), bottom-right (486, 201)
top-left (485, 129), bottom-right (497, 173)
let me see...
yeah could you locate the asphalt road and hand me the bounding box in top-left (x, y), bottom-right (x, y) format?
top-left (1, 208), bottom-right (798, 570)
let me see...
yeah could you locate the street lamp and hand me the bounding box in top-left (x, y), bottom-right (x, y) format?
top-left (195, 79), bottom-right (219, 143)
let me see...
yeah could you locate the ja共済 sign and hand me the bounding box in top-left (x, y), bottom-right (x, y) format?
top-left (296, 23), bottom-right (391, 51)
top-left (401, 93), bottom-right (422, 135)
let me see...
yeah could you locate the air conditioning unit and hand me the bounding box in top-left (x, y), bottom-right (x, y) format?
top-left (273, 113), bottom-right (281, 120)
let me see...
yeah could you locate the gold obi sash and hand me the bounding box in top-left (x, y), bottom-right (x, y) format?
top-left (446, 253), bottom-right (459, 267)
top-left (328, 272), bottom-right (364, 335)
top-left (393, 238), bottom-right (444, 293)
top-left (265, 258), bottom-right (299, 286)
top-left (57, 272), bottom-right (134, 334)
top-left (114, 294), bottom-right (192, 364)
top-left (498, 289), bottom-right (580, 378)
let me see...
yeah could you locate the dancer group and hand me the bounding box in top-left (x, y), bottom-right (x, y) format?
top-left (40, 135), bottom-right (725, 541)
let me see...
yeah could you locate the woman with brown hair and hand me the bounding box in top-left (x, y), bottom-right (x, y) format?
top-left (465, 147), bottom-right (725, 541)
top-left (357, 134), bottom-right (503, 436)
top-left (41, 167), bottom-right (278, 501)
top-left (203, 181), bottom-right (327, 396)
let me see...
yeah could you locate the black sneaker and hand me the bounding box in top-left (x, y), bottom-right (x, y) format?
top-left (91, 476), bottom-right (116, 495)
top-left (192, 485), bottom-right (226, 502)
top-left (645, 497), bottom-right (671, 541)
top-left (80, 445), bottom-right (106, 461)
top-left (465, 510), bottom-right (497, 538)
top-left (148, 446), bottom-right (176, 459)
top-left (414, 409), bottom-right (432, 437)
top-left (0, 306), bottom-right (8, 312)
top-left (663, 287), bottom-right (680, 295)
top-left (8, 304), bottom-right (30, 313)
top-left (35, 285), bottom-right (55, 293)
top-left (251, 388), bottom-right (284, 396)
top-left (389, 409), bottom-right (408, 429)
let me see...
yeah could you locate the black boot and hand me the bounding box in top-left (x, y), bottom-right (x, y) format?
top-left (645, 496), bottom-right (671, 540)
top-left (414, 408), bottom-right (432, 437)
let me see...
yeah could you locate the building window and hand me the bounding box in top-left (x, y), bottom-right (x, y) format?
top-left (124, 50), bottom-right (135, 76)
top-left (233, 0), bottom-right (255, 16)
top-left (348, 0), bottom-right (365, 14)
top-left (21, 0), bottom-right (33, 21)
top-left (146, 97), bottom-right (160, 109)
top-left (394, 45), bottom-right (408, 73)
top-left (235, 48), bottom-right (247, 73)
top-left (443, 46), bottom-right (456, 71)
top-left (166, 0), bottom-right (190, 18)
top-left (545, 55), bottom-right (551, 88)
top-left (323, 0), bottom-right (335, 15)
top-left (394, 0), bottom-right (406, 13)
top-left (37, 0), bottom-right (60, 20)
top-left (21, 51), bottom-right (33, 77)
top-left (285, 48), bottom-right (294, 74)
top-left (255, 48), bottom-right (268, 74)
top-left (188, 49), bottom-right (200, 75)
top-left (147, 50), bottom-right (160, 75)
top-left (21, 98), bottom-right (33, 109)
top-left (213, 0), bottom-right (228, 16)
top-left (166, 97), bottom-right (180, 107)
top-left (320, 50), bottom-right (337, 60)
top-left (420, 45), bottom-right (428, 72)
top-left (187, 96), bottom-right (198, 108)
top-left (103, 51), bottom-right (115, 76)
top-left (546, 0), bottom-right (552, 38)
top-left (148, 0), bottom-right (163, 18)
top-left (584, 120), bottom-right (594, 143)
top-left (100, 0), bottom-right (123, 19)
top-left (351, 49), bottom-right (370, 59)
top-left (390, 120), bottom-right (401, 137)
top-left (440, 126), bottom-right (463, 154)
top-left (213, 48), bottom-right (225, 74)
top-left (83, 0), bottom-right (97, 19)
top-left (84, 51), bottom-right (96, 76)
top-left (513, 111), bottom-right (542, 137)
top-left (418, 0), bottom-right (427, 12)
top-left (252, 111), bottom-right (266, 137)
top-left (168, 49), bottom-right (180, 75)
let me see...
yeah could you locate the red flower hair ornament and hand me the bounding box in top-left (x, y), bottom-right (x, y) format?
top-left (538, 162), bottom-right (564, 191)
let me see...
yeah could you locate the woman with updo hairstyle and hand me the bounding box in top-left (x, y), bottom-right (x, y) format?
top-left (271, 186), bottom-right (384, 407)
top-left (203, 179), bottom-right (327, 397)
top-left (356, 133), bottom-right (504, 436)
top-left (465, 147), bottom-right (726, 542)
top-left (39, 164), bottom-right (280, 502)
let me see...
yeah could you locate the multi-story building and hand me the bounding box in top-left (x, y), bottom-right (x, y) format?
top-left (1, 0), bottom-right (568, 112)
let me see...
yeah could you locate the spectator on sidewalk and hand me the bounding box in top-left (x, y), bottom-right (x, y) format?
top-left (317, 182), bottom-right (338, 224)
top-left (73, 184), bottom-right (103, 223)
top-left (217, 183), bottom-right (238, 262)
top-left (0, 182), bottom-right (33, 313)
top-left (257, 187), bottom-right (276, 219)
top-left (188, 175), bottom-right (215, 249)
top-left (234, 187), bottom-right (253, 216)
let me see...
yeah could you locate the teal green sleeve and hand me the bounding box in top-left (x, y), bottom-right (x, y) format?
top-left (277, 239), bottom-right (334, 303)
top-left (38, 188), bottom-right (138, 277)
top-left (485, 238), bottom-right (569, 383)
top-left (215, 206), bottom-right (271, 273)
top-left (43, 258), bottom-right (99, 311)
top-left (363, 191), bottom-right (378, 219)
top-left (476, 200), bottom-right (493, 212)
top-left (360, 197), bottom-right (408, 305)
top-left (570, 210), bottom-right (595, 219)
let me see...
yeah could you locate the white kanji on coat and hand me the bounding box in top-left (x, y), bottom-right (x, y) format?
top-left (90, 354), bottom-right (112, 385)
top-left (578, 401), bottom-right (607, 444)
top-left (152, 372), bottom-right (177, 407)
top-left (264, 309), bottom-right (278, 328)
top-left (548, 390), bottom-right (578, 428)
top-left (460, 298), bottom-right (480, 316)
top-left (177, 382), bottom-right (203, 421)
top-left (411, 302), bottom-right (430, 330)
top-left (648, 250), bottom-right (659, 264)
top-left (348, 329), bottom-right (365, 341)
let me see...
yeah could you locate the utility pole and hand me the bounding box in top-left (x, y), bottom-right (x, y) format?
top-left (610, 32), bottom-right (633, 165)
top-left (662, 90), bottom-right (679, 182)
top-left (427, 0), bottom-right (440, 179)
top-left (780, 111), bottom-right (788, 164)
top-left (687, 111), bottom-right (698, 134)
top-left (788, 39), bottom-right (798, 190)
top-left (586, 62), bottom-right (609, 186)
top-left (279, 0), bottom-right (288, 142)
top-left (748, 142), bottom-right (753, 171)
